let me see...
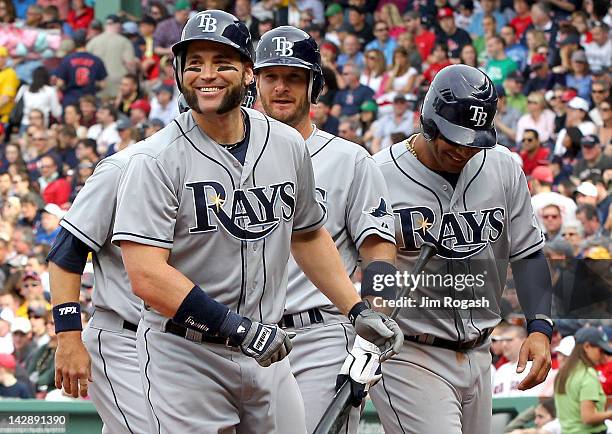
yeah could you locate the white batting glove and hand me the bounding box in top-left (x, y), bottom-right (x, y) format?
top-left (335, 336), bottom-right (383, 407)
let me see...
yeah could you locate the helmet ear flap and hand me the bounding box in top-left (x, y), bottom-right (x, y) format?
top-left (310, 70), bottom-right (325, 104)
top-left (173, 54), bottom-right (184, 93)
top-left (420, 114), bottom-right (438, 141)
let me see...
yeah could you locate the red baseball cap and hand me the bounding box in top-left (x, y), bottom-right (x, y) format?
top-left (530, 166), bottom-right (553, 184)
top-left (561, 89), bottom-right (578, 102)
top-left (22, 271), bottom-right (41, 282)
top-left (531, 53), bottom-right (547, 66)
top-left (0, 353), bottom-right (16, 371)
top-left (437, 7), bottom-right (454, 19)
top-left (130, 99), bottom-right (151, 116)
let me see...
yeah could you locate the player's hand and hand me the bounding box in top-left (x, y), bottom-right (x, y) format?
top-left (516, 332), bottom-right (551, 390)
top-left (55, 331), bottom-right (92, 398)
top-left (239, 321), bottom-right (293, 367)
top-left (336, 336), bottom-right (383, 407)
top-left (352, 308), bottom-right (403, 362)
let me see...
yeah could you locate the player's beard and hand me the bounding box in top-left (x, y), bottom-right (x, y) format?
top-left (260, 93), bottom-right (310, 128)
top-left (184, 71), bottom-right (247, 115)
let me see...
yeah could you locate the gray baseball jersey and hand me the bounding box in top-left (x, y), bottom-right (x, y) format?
top-left (373, 141), bottom-right (544, 340)
top-left (283, 127), bottom-right (395, 433)
top-left (285, 127), bottom-right (396, 314)
top-left (370, 139), bottom-right (544, 434)
top-left (111, 108), bottom-right (323, 433)
top-left (112, 108), bottom-right (325, 326)
top-left (59, 148), bottom-right (148, 433)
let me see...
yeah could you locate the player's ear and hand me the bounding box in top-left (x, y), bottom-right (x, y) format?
top-left (244, 64), bottom-right (254, 88)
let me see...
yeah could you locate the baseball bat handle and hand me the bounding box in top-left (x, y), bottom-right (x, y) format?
top-left (313, 242), bottom-right (438, 434)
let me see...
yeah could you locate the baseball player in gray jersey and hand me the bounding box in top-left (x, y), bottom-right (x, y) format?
top-left (111, 11), bottom-right (402, 434)
top-left (365, 65), bottom-right (554, 434)
top-left (48, 146), bottom-right (148, 434)
top-left (254, 26), bottom-right (398, 433)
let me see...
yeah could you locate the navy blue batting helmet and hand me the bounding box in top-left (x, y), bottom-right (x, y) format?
top-left (420, 65), bottom-right (498, 149)
top-left (254, 26), bottom-right (324, 104)
top-left (172, 10), bottom-right (255, 92)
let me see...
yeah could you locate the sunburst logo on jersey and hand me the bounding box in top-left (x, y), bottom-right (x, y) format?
top-left (416, 217), bottom-right (433, 231)
top-left (209, 193), bottom-right (225, 212)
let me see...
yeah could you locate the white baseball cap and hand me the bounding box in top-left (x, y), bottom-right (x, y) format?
top-left (10, 317), bottom-right (32, 334)
top-left (555, 335), bottom-right (575, 356)
top-left (567, 96), bottom-right (589, 112)
top-left (42, 203), bottom-right (66, 219)
top-left (0, 307), bottom-right (14, 324)
top-left (576, 181), bottom-right (598, 197)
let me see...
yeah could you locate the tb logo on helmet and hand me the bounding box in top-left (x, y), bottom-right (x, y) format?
top-left (197, 13), bottom-right (218, 33)
top-left (272, 37), bottom-right (294, 57)
top-left (469, 106), bottom-right (488, 127)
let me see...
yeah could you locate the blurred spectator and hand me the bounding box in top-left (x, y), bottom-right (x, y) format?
top-left (322, 4), bottom-right (344, 47)
top-left (459, 44), bottom-right (478, 68)
top-left (337, 34), bottom-right (365, 70)
top-left (505, 72), bottom-right (527, 114)
top-left (69, 158), bottom-right (94, 201)
top-left (516, 92), bottom-right (556, 144)
top-left (343, 7), bottom-right (373, 46)
top-left (24, 4), bottom-right (44, 28)
top-left (493, 325), bottom-right (546, 397)
top-left (494, 85), bottom-right (521, 149)
top-left (474, 15), bottom-right (498, 63)
top-left (421, 43), bottom-right (452, 85)
top-left (361, 49), bottom-right (387, 94)
top-left (584, 21), bottom-right (611, 73)
top-left (129, 99), bottom-right (151, 128)
top-left (87, 104), bottom-right (120, 156)
top-left (589, 81), bottom-right (610, 127)
top-left (575, 203), bottom-right (608, 242)
top-left (86, 14), bottom-right (136, 99)
top-left (572, 134), bottom-right (612, 181)
top-left (554, 327), bottom-right (612, 434)
top-left (115, 73), bottom-right (142, 117)
top-left (66, 0), bottom-right (93, 31)
top-left (143, 119), bottom-right (164, 139)
top-left (37, 156), bottom-right (70, 206)
top-left (331, 63), bottom-right (374, 118)
top-left (0, 46), bottom-right (19, 124)
top-left (404, 11), bottom-right (435, 63)
top-left (26, 310), bottom-right (56, 397)
top-left (365, 21), bottom-right (397, 66)
top-left (19, 66), bottom-right (61, 131)
top-left (27, 130), bottom-right (59, 179)
top-left (27, 306), bottom-right (48, 349)
top-left (509, 0), bottom-right (533, 40)
top-left (0, 0), bottom-right (16, 24)
top-left (501, 25), bottom-right (528, 72)
top-left (565, 51), bottom-right (592, 103)
top-left (77, 95), bottom-right (97, 128)
top-left (378, 4), bottom-right (404, 39)
top-left (381, 47), bottom-right (417, 96)
top-left (490, 322), bottom-right (510, 368)
top-left (312, 100), bottom-right (339, 136)
top-left (597, 98), bottom-right (612, 147)
top-left (338, 118), bottom-right (363, 146)
top-left (15, 272), bottom-right (49, 319)
top-left (531, 166), bottom-right (578, 226)
top-left (575, 181), bottom-right (598, 207)
top-left (468, 0), bottom-right (507, 38)
top-left (394, 31), bottom-right (422, 74)
top-left (507, 398), bottom-right (560, 434)
top-left (74, 138), bottom-right (100, 166)
top-left (371, 94), bottom-right (415, 153)
top-left (17, 193), bottom-right (42, 233)
top-left (235, 0), bottom-right (260, 39)
top-left (539, 204), bottom-right (564, 241)
top-left (147, 1), bottom-right (169, 24)
top-left (523, 3), bottom-right (558, 50)
top-left (554, 99), bottom-right (598, 157)
top-left (149, 85), bottom-right (178, 127)
top-left (10, 317), bottom-right (33, 365)
top-left (435, 7), bottom-right (472, 62)
top-left (56, 125), bottom-right (79, 171)
top-left (34, 204), bottom-right (64, 246)
top-left (138, 15), bottom-right (159, 81)
top-left (520, 129), bottom-right (550, 175)
top-left (484, 36), bottom-right (518, 86)
top-left (359, 100), bottom-right (378, 148)
top-left (524, 54), bottom-right (564, 96)
top-left (54, 30), bottom-right (107, 108)
top-left (0, 353), bottom-right (32, 398)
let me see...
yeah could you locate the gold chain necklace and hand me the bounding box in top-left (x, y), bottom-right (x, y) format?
top-left (405, 134), bottom-right (419, 161)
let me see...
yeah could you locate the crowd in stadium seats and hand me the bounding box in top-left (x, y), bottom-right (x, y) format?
top-left (0, 3), bottom-right (609, 427)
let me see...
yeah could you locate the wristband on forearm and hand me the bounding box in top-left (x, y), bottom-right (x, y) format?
top-left (527, 319), bottom-right (554, 341)
top-left (53, 302), bottom-right (82, 333)
top-left (172, 285), bottom-right (231, 335)
top-left (361, 261), bottom-right (398, 300)
top-left (348, 301), bottom-right (370, 325)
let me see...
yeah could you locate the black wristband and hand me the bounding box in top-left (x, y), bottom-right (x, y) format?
top-left (361, 261), bottom-right (398, 300)
top-left (53, 302), bottom-right (82, 333)
top-left (348, 301), bottom-right (370, 325)
top-left (173, 285), bottom-right (230, 335)
top-left (527, 319), bottom-right (554, 341)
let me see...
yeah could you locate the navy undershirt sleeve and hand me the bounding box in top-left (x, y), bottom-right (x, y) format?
top-left (47, 227), bottom-right (92, 274)
top-left (510, 249), bottom-right (552, 320)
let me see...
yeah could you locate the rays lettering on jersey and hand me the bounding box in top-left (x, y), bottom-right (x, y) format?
top-left (186, 180), bottom-right (296, 241)
top-left (395, 206), bottom-right (505, 259)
